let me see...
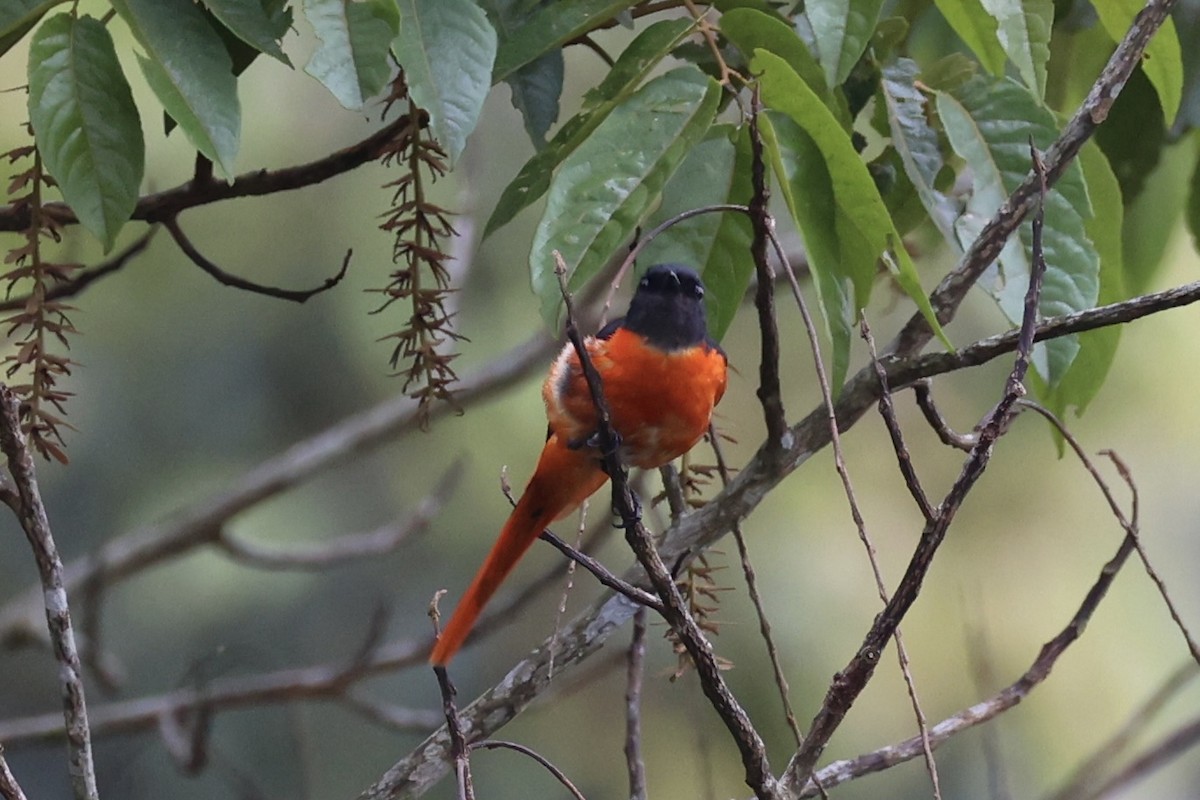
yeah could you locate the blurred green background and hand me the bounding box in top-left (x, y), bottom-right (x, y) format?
top-left (1, 11), bottom-right (1199, 800)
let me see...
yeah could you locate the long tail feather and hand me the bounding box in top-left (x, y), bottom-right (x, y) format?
top-left (429, 436), bottom-right (606, 665)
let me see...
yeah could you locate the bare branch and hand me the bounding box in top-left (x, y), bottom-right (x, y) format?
top-left (625, 608), bottom-right (648, 800)
top-left (470, 740), bottom-right (588, 800)
top-left (0, 747), bottom-right (29, 800)
top-left (215, 461), bottom-right (463, 570)
top-left (164, 216), bottom-right (351, 303)
top-left (0, 228), bottom-right (156, 312)
top-left (0, 386), bottom-right (97, 800)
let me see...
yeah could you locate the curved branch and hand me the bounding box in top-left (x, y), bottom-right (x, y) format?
top-left (164, 216), bottom-right (351, 303)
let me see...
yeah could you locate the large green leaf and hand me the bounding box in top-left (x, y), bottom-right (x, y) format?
top-left (27, 13), bottom-right (143, 251)
top-left (937, 76), bottom-right (1098, 385)
top-left (0, 0), bottom-right (65, 57)
top-left (393, 0), bottom-right (497, 165)
top-left (303, 0), bottom-right (398, 110)
top-left (529, 67), bottom-right (721, 326)
top-left (1040, 142), bottom-right (1124, 426)
top-left (112, 0), bottom-right (241, 178)
top-left (1092, 0), bottom-right (1182, 126)
top-left (719, 7), bottom-right (849, 129)
top-left (204, 0), bottom-right (291, 65)
top-left (931, 0), bottom-right (1004, 76)
top-left (492, 0), bottom-right (638, 82)
top-left (506, 49), bottom-right (563, 149)
top-left (638, 124), bottom-right (754, 340)
top-left (481, 0), bottom-right (563, 148)
top-left (484, 18), bottom-right (695, 237)
top-left (753, 49), bottom-right (948, 389)
top-left (979, 0), bottom-right (1051, 99)
top-left (880, 58), bottom-right (956, 243)
top-left (805, 0), bottom-right (885, 88)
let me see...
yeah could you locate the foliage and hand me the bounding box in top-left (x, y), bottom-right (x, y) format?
top-left (3, 0), bottom-right (1194, 456)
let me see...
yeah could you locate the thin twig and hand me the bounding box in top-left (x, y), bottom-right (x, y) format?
top-left (0, 228), bottom-right (157, 312)
top-left (747, 97), bottom-right (788, 454)
top-left (0, 386), bottom-right (98, 800)
top-left (538, 531), bottom-right (665, 614)
top-left (1072, 716), bottom-right (1200, 800)
top-left (862, 322), bottom-right (935, 521)
top-left (433, 666), bottom-right (474, 800)
top-left (625, 607), bottom-right (648, 800)
top-left (709, 423), bottom-right (805, 752)
top-left (912, 380), bottom-right (976, 450)
top-left (216, 461), bottom-right (463, 570)
top-left (470, 740), bottom-right (588, 800)
top-left (164, 216), bottom-right (350, 303)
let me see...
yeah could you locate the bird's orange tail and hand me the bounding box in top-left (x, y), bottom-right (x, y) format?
top-left (430, 435), bottom-right (607, 666)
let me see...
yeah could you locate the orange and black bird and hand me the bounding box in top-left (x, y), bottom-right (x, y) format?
top-left (429, 264), bottom-right (728, 666)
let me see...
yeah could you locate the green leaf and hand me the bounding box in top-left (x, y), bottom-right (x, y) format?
top-left (719, 7), bottom-right (849, 128)
top-left (303, 0), bottom-right (398, 110)
top-left (484, 18), bottom-right (695, 237)
top-left (1040, 142), bottom-right (1124, 426)
top-left (1, 0), bottom-right (65, 57)
top-left (112, 0), bottom-right (241, 178)
top-left (931, 0), bottom-right (1004, 76)
top-left (493, 0), bottom-right (638, 82)
top-left (805, 0), bottom-right (885, 88)
top-left (27, 13), bottom-right (143, 251)
top-left (204, 0), bottom-right (292, 66)
top-left (393, 0), bottom-right (498, 165)
top-left (753, 49), bottom-right (948, 388)
top-left (937, 76), bottom-right (1098, 385)
top-left (979, 0), bottom-right (1051, 98)
top-left (530, 67), bottom-right (721, 326)
top-left (1092, 0), bottom-right (1182, 125)
top-left (638, 125), bottom-right (754, 340)
top-left (506, 50), bottom-right (563, 149)
top-left (481, 0), bottom-right (561, 147)
top-left (880, 58), bottom-right (956, 242)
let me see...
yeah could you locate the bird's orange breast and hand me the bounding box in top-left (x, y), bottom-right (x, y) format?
top-left (544, 327), bottom-right (727, 469)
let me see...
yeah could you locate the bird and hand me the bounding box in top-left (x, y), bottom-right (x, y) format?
top-left (429, 263), bottom-right (728, 666)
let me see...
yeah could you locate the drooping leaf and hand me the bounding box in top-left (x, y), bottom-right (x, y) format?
top-left (638, 124), bottom-right (753, 340)
top-left (937, 75), bottom-right (1098, 385)
top-left (303, 0), bottom-right (398, 110)
top-left (805, 0), bottom-right (885, 88)
top-left (112, 0), bottom-right (241, 177)
top-left (1040, 142), bottom-right (1124, 428)
top-left (204, 0), bottom-right (291, 65)
top-left (931, 0), bottom-right (1005, 76)
top-left (27, 13), bottom-right (143, 251)
top-left (719, 7), bottom-right (849, 129)
top-left (1092, 0), bottom-right (1182, 125)
top-left (880, 58), bottom-right (956, 243)
top-left (758, 111), bottom-right (853, 389)
top-left (753, 49), bottom-right (948, 389)
top-left (979, 0), bottom-right (1052, 98)
top-left (529, 67), bottom-right (721, 326)
top-left (506, 49), bottom-right (563, 149)
top-left (492, 0), bottom-right (638, 82)
top-left (393, 0), bottom-right (497, 165)
top-left (482, 0), bottom-right (563, 148)
top-left (1, 0), bottom-right (65, 57)
top-left (485, 18), bottom-right (695, 237)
